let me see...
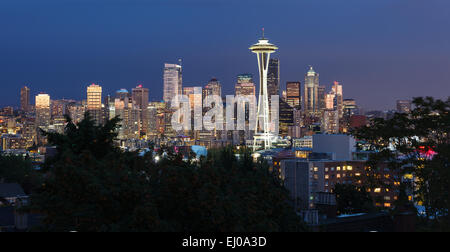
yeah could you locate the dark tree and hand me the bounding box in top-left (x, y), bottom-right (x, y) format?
top-left (30, 114), bottom-right (307, 232)
top-left (334, 184), bottom-right (374, 215)
top-left (0, 154), bottom-right (41, 194)
top-left (352, 97), bottom-right (450, 231)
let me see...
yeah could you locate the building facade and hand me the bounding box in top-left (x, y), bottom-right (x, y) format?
top-left (163, 63), bottom-right (183, 106)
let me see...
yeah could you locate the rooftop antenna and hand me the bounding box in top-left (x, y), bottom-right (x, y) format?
top-left (262, 27), bottom-right (265, 39)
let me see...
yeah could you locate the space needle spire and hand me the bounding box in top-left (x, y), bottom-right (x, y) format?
top-left (249, 29), bottom-right (278, 150)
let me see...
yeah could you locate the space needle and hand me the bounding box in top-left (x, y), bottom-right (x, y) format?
top-left (250, 29), bottom-right (278, 150)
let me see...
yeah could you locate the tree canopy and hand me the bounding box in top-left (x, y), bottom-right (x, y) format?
top-left (29, 114), bottom-right (307, 232)
top-left (0, 154), bottom-right (41, 195)
top-left (352, 97), bottom-right (450, 231)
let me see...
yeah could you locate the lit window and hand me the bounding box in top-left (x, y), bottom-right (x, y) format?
top-left (325, 168), bottom-right (329, 172)
top-left (347, 166), bottom-right (353, 171)
top-left (384, 203), bottom-right (391, 208)
top-left (337, 167), bottom-right (341, 171)
top-left (404, 174), bottom-right (413, 180)
top-left (314, 167), bottom-right (318, 172)
top-left (374, 188), bottom-right (381, 193)
top-left (325, 175), bottom-right (329, 180)
top-left (337, 174), bottom-right (341, 178)
top-left (343, 166), bottom-right (347, 171)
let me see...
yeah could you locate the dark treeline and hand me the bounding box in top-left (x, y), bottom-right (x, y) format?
top-left (20, 114), bottom-right (307, 232)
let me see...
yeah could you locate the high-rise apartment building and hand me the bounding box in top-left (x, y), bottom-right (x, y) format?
top-left (35, 93), bottom-right (51, 129)
top-left (163, 63), bottom-right (182, 106)
top-left (87, 83), bottom-right (103, 125)
top-left (286, 82), bottom-right (301, 108)
top-left (20, 86), bottom-right (30, 112)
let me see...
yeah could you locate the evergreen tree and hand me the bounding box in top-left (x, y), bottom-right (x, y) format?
top-left (30, 114), bottom-right (307, 232)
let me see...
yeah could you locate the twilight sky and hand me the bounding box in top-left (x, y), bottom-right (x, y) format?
top-left (1, 0), bottom-right (449, 110)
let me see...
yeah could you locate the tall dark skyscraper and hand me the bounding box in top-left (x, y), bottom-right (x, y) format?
top-left (267, 58), bottom-right (280, 97)
top-left (132, 84), bottom-right (150, 134)
top-left (132, 85), bottom-right (149, 110)
top-left (318, 85), bottom-right (326, 112)
top-left (20, 86), bottom-right (30, 112)
top-left (279, 98), bottom-right (294, 137)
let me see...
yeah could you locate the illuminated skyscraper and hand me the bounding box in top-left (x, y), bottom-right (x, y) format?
top-left (203, 78), bottom-right (222, 98)
top-left (235, 74), bottom-right (256, 96)
top-left (132, 85), bottom-right (149, 110)
top-left (87, 83), bottom-right (103, 125)
top-left (325, 93), bottom-right (335, 110)
top-left (183, 87), bottom-right (196, 109)
top-left (35, 93), bottom-right (51, 129)
top-left (286, 81), bottom-right (301, 108)
top-left (267, 59), bottom-right (280, 97)
top-left (332, 81), bottom-right (344, 118)
top-left (163, 63), bottom-right (182, 106)
top-left (183, 86), bottom-right (202, 133)
top-left (279, 99), bottom-right (294, 137)
top-left (250, 30), bottom-right (278, 150)
top-left (132, 84), bottom-right (150, 134)
top-left (303, 66), bottom-right (320, 117)
top-left (20, 86), bottom-right (30, 112)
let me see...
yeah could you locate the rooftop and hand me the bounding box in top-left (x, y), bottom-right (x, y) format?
top-left (0, 183), bottom-right (26, 198)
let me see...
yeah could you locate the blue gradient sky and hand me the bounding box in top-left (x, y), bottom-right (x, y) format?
top-left (1, 0), bottom-right (449, 110)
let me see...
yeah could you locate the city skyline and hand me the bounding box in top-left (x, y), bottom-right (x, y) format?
top-left (1, 0), bottom-right (448, 234)
top-left (2, 0), bottom-right (450, 110)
